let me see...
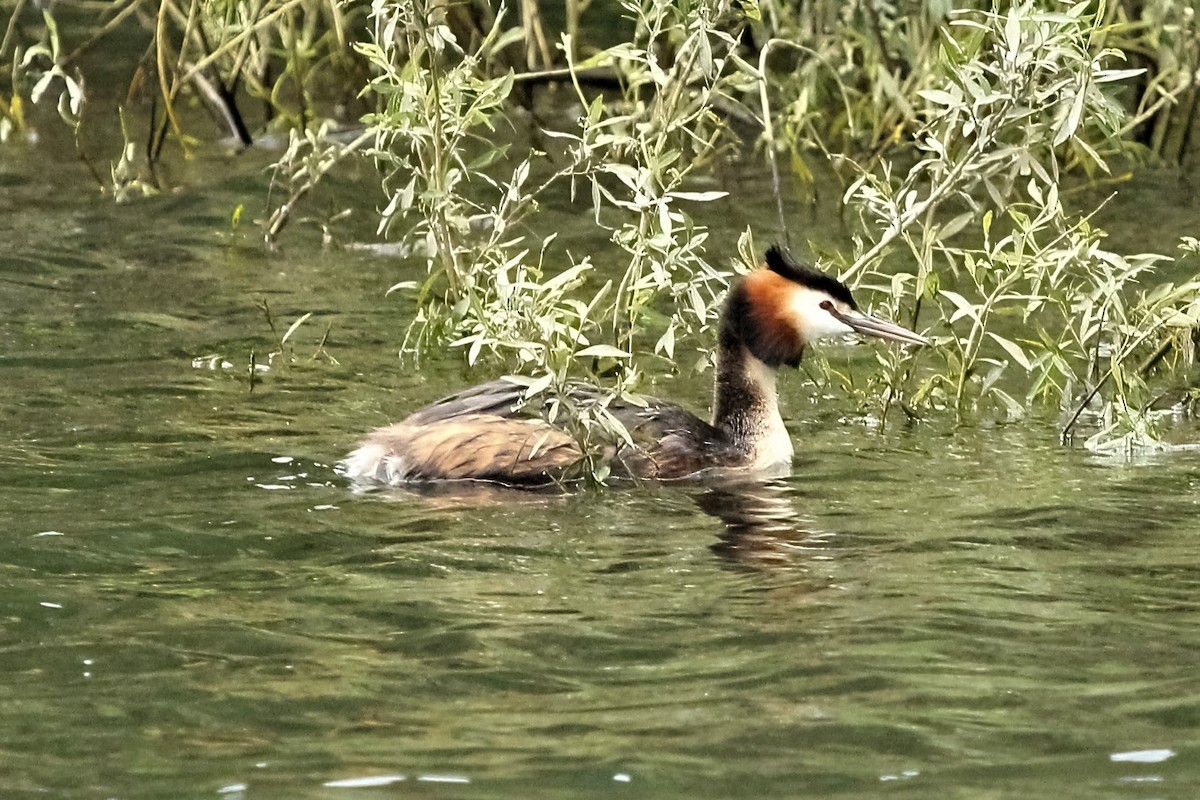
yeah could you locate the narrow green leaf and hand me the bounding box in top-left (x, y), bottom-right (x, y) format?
top-left (987, 332), bottom-right (1033, 371)
top-left (280, 313), bottom-right (313, 345)
top-left (1094, 68), bottom-right (1145, 84)
top-left (668, 190), bottom-right (729, 202)
top-left (523, 371), bottom-right (554, 397)
top-left (941, 290), bottom-right (982, 324)
top-left (656, 324), bottom-right (676, 359)
top-left (576, 344), bottom-right (631, 359)
top-left (916, 89), bottom-right (962, 107)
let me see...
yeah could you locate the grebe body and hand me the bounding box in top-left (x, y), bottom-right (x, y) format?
top-left (344, 246), bottom-right (928, 486)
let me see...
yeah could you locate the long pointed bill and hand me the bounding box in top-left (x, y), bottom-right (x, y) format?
top-left (832, 309), bottom-right (930, 346)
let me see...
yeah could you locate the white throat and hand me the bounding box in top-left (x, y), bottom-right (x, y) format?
top-left (713, 347), bottom-right (794, 470)
top-left (741, 356), bottom-right (793, 468)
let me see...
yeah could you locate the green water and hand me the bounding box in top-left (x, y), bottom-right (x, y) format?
top-left (3, 125), bottom-right (1200, 799)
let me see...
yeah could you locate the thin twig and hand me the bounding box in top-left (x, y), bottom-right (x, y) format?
top-left (73, 117), bottom-right (106, 190)
top-left (1060, 322), bottom-right (1165, 442)
top-left (1119, 72), bottom-right (1195, 139)
top-left (177, 0), bottom-right (307, 89)
top-left (750, 40), bottom-right (858, 246)
top-left (61, 0), bottom-right (145, 68)
top-left (1, 0), bottom-right (31, 64)
top-left (154, 0), bottom-right (186, 153)
top-left (228, 0), bottom-right (266, 84)
top-left (510, 65), bottom-right (621, 87)
top-left (1136, 336), bottom-right (1175, 378)
top-left (265, 129), bottom-right (372, 244)
top-left (311, 320), bottom-right (337, 364)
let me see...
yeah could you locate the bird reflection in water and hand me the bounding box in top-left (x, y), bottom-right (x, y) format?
top-left (693, 476), bottom-right (834, 570)
top-left (347, 471), bottom-right (833, 571)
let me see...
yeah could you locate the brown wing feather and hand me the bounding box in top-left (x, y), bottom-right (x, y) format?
top-left (401, 380), bottom-right (527, 425)
top-left (344, 413), bottom-right (582, 485)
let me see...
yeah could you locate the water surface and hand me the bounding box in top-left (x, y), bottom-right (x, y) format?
top-left (2, 126), bottom-right (1200, 799)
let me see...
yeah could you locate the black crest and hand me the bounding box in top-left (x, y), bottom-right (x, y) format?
top-left (764, 244), bottom-right (857, 310)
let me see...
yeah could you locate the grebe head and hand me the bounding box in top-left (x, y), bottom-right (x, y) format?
top-left (723, 245), bottom-right (929, 368)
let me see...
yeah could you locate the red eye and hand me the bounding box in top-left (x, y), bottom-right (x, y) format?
top-left (819, 300), bottom-right (834, 311)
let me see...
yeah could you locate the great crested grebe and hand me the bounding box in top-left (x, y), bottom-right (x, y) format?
top-left (344, 245), bottom-right (929, 486)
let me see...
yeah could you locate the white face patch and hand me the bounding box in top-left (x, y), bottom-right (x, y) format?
top-left (788, 288), bottom-right (854, 343)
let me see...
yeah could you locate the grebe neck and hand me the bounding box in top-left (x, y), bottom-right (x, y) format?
top-left (712, 339), bottom-right (793, 469)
